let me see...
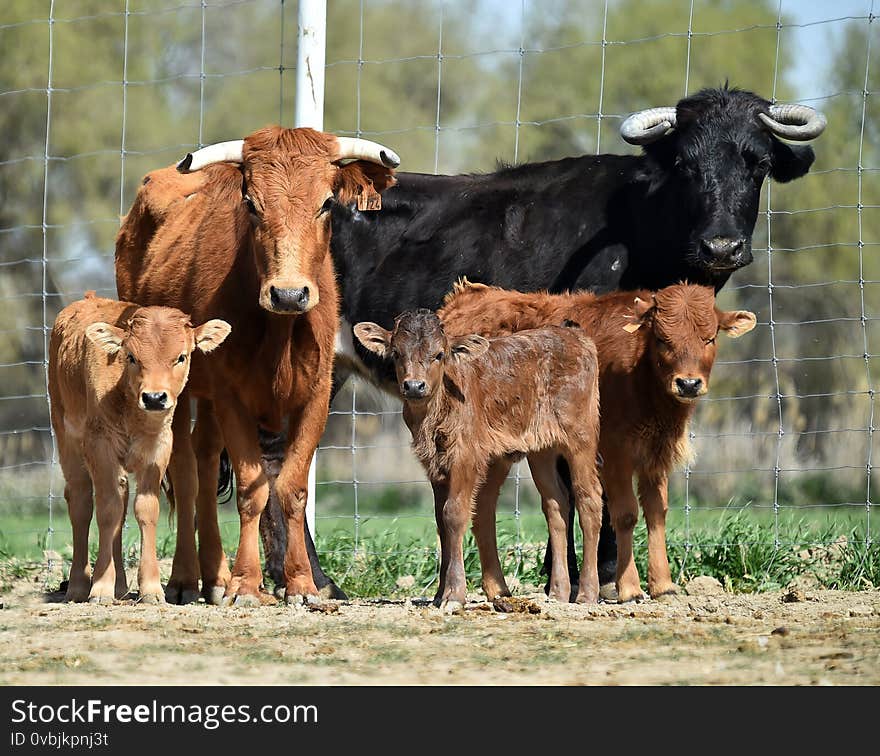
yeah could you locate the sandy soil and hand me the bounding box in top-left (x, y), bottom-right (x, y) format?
top-left (1, 571), bottom-right (878, 686)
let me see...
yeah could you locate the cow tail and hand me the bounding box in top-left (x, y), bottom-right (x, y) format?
top-left (162, 450), bottom-right (232, 528)
top-left (217, 448), bottom-right (234, 505)
top-left (162, 473), bottom-right (176, 525)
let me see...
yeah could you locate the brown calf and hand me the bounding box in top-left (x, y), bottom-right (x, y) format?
top-left (48, 294), bottom-right (229, 603)
top-left (439, 281), bottom-right (756, 602)
top-left (115, 127), bottom-right (398, 604)
top-left (354, 310), bottom-right (603, 605)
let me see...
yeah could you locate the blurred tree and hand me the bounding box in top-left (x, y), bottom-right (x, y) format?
top-left (0, 0), bottom-right (876, 507)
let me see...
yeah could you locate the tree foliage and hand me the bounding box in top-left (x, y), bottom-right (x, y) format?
top-left (0, 0), bottom-right (876, 507)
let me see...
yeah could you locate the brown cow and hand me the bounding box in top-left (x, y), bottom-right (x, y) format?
top-left (115, 127), bottom-right (398, 605)
top-left (439, 281), bottom-right (756, 602)
top-left (48, 293), bottom-right (229, 603)
top-left (354, 310), bottom-right (603, 606)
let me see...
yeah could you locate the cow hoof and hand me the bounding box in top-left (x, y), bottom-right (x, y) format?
top-left (203, 586), bottom-right (226, 606)
top-left (273, 585), bottom-right (287, 601)
top-left (317, 582), bottom-right (348, 601)
top-left (598, 582), bottom-right (618, 602)
top-left (653, 589), bottom-right (682, 603)
top-left (441, 600), bottom-right (463, 615)
top-left (284, 593), bottom-right (320, 607)
top-left (225, 593), bottom-right (260, 608)
top-left (138, 592), bottom-right (164, 605)
top-left (574, 591), bottom-right (599, 605)
top-left (65, 587), bottom-right (90, 603)
top-left (181, 589), bottom-right (201, 605)
top-left (598, 560), bottom-right (617, 587)
top-left (87, 595), bottom-right (114, 605)
top-left (618, 591), bottom-right (647, 604)
top-left (165, 584), bottom-right (200, 605)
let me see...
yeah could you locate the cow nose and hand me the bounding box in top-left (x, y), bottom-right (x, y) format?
top-left (700, 237), bottom-right (745, 265)
top-left (141, 391), bottom-right (168, 411)
top-left (675, 377), bottom-right (703, 398)
top-left (269, 286), bottom-right (309, 313)
top-left (402, 379), bottom-right (427, 399)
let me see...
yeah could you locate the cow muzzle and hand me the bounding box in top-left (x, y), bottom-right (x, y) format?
top-left (672, 376), bottom-right (706, 401)
top-left (140, 391), bottom-right (171, 412)
top-left (260, 282), bottom-right (319, 314)
top-left (698, 237), bottom-right (751, 271)
top-left (401, 379), bottom-right (428, 400)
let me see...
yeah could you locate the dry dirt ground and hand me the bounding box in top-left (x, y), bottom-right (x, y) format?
top-left (1, 571), bottom-right (879, 686)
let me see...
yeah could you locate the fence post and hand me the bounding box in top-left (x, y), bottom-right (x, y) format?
top-left (294, 0), bottom-right (326, 537)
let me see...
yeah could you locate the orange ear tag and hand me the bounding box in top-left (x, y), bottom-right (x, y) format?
top-left (357, 191), bottom-right (382, 211)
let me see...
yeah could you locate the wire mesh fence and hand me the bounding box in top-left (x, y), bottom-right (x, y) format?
top-left (0, 0), bottom-right (877, 589)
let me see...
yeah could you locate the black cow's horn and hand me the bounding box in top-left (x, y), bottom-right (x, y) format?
top-left (176, 140), bottom-right (245, 173)
top-left (758, 104), bottom-right (827, 141)
top-left (620, 107), bottom-right (678, 145)
top-left (335, 137), bottom-right (401, 168)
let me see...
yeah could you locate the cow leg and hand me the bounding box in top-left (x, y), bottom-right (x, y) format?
top-left (85, 449), bottom-right (127, 604)
top-left (166, 395), bottom-right (201, 604)
top-left (193, 399), bottom-right (231, 605)
top-left (59, 439), bottom-right (93, 603)
top-left (567, 450), bottom-right (604, 604)
top-left (133, 466), bottom-right (165, 603)
top-left (540, 457), bottom-right (580, 597)
top-left (434, 467), bottom-right (478, 608)
top-left (542, 459), bottom-right (618, 599)
top-left (257, 429), bottom-right (346, 599)
top-left (603, 460), bottom-right (644, 603)
top-left (637, 472), bottom-right (678, 598)
top-left (472, 459), bottom-right (512, 601)
top-left (275, 394), bottom-right (334, 604)
top-left (214, 399), bottom-right (268, 606)
top-left (528, 450), bottom-right (573, 602)
top-left (597, 495), bottom-right (617, 586)
top-left (113, 479), bottom-right (130, 599)
top-left (431, 479), bottom-right (451, 605)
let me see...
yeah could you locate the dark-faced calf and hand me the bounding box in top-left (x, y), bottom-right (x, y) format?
top-left (439, 282), bottom-right (756, 602)
top-left (354, 310), bottom-right (603, 605)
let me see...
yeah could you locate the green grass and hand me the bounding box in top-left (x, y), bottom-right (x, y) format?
top-left (1, 495), bottom-right (877, 598)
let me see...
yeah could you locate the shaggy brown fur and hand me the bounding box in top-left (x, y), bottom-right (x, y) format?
top-left (439, 281), bottom-right (756, 602)
top-left (354, 310), bottom-right (603, 605)
top-left (115, 126), bottom-right (396, 605)
top-left (48, 294), bottom-right (229, 604)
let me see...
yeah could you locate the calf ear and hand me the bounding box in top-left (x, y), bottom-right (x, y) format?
top-left (194, 319), bottom-right (232, 353)
top-left (85, 322), bottom-right (125, 354)
top-left (335, 162), bottom-right (397, 209)
top-left (353, 322), bottom-right (392, 357)
top-left (450, 334), bottom-right (490, 362)
top-left (718, 310), bottom-right (757, 338)
top-left (770, 141), bottom-right (814, 183)
top-left (623, 295), bottom-right (656, 333)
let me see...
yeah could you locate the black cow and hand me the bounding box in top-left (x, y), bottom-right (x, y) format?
top-left (262, 85), bottom-right (826, 600)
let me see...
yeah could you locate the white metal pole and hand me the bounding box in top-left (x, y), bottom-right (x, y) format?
top-left (295, 0), bottom-right (326, 537)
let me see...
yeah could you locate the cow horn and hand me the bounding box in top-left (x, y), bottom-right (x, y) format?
top-left (176, 140), bottom-right (245, 173)
top-left (620, 107), bottom-right (678, 145)
top-left (758, 104), bottom-right (827, 141)
top-left (335, 137), bottom-right (401, 168)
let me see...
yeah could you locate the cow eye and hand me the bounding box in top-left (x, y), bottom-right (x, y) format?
top-left (705, 336), bottom-right (717, 346)
top-left (243, 195), bottom-right (258, 215)
top-left (318, 197), bottom-right (334, 217)
top-left (126, 353), bottom-right (137, 365)
top-left (434, 351), bottom-right (444, 362)
top-left (176, 354), bottom-right (187, 364)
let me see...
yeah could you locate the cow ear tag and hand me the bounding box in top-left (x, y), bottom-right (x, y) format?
top-left (622, 321), bottom-right (642, 333)
top-left (357, 183), bottom-right (382, 211)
